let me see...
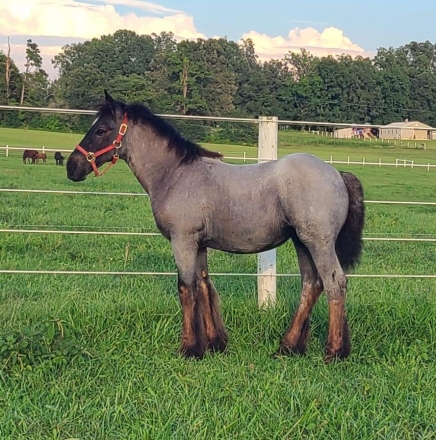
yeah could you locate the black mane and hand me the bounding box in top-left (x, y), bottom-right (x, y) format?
top-left (97, 100), bottom-right (222, 164)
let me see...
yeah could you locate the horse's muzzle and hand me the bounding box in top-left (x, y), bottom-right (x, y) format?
top-left (66, 154), bottom-right (89, 182)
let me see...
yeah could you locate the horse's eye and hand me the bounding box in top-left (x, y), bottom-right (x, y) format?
top-left (95, 128), bottom-right (106, 136)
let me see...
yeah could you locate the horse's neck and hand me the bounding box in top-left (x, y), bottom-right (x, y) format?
top-left (124, 128), bottom-right (179, 198)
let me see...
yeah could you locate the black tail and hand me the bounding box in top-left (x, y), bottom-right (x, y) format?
top-left (336, 171), bottom-right (365, 271)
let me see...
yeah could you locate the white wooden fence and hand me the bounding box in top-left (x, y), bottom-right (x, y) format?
top-left (2, 146), bottom-right (436, 171)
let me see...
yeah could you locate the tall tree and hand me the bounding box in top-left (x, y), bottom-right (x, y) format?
top-left (0, 48), bottom-right (22, 105)
top-left (144, 32), bottom-right (172, 111)
top-left (400, 41), bottom-right (436, 125)
top-left (5, 37), bottom-right (11, 104)
top-left (192, 38), bottom-right (237, 115)
top-left (0, 44), bottom-right (22, 127)
top-left (374, 47), bottom-right (411, 123)
top-left (20, 39), bottom-right (49, 106)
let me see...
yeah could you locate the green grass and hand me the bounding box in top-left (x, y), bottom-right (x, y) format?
top-left (1, 127), bottom-right (436, 439)
top-left (0, 127), bottom-right (83, 149)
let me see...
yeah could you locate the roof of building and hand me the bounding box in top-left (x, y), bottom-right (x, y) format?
top-left (381, 121), bottom-right (432, 129)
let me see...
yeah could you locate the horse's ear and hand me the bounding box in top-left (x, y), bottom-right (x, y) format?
top-left (104, 89), bottom-right (120, 117)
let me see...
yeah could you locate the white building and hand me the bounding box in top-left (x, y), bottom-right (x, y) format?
top-left (379, 121), bottom-right (434, 140)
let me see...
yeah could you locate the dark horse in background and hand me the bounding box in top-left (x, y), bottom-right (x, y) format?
top-left (22, 149), bottom-right (38, 164)
top-left (66, 91), bottom-right (365, 362)
top-left (54, 151), bottom-right (65, 166)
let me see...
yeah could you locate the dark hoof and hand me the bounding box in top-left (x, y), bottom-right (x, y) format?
top-left (180, 343), bottom-right (206, 360)
top-left (207, 335), bottom-right (228, 353)
top-left (324, 341), bottom-right (351, 363)
top-left (272, 344), bottom-right (305, 358)
top-left (324, 346), bottom-right (350, 363)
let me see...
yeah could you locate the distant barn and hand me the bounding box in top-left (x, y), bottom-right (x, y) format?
top-left (334, 124), bottom-right (377, 139)
top-left (379, 120), bottom-right (435, 140)
top-left (334, 120), bottom-right (436, 140)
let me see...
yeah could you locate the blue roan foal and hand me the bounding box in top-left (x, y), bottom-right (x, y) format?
top-left (67, 91), bottom-right (365, 362)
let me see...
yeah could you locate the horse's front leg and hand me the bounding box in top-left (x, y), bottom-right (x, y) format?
top-left (172, 238), bottom-right (207, 359)
top-left (196, 249), bottom-right (228, 352)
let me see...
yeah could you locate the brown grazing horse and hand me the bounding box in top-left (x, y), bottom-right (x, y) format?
top-left (34, 152), bottom-right (47, 164)
top-left (22, 149), bottom-right (38, 164)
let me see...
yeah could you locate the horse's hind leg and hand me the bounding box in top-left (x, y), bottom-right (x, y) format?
top-left (196, 249), bottom-right (228, 352)
top-left (171, 239), bottom-right (207, 359)
top-left (276, 240), bottom-right (323, 356)
top-left (305, 242), bottom-right (351, 362)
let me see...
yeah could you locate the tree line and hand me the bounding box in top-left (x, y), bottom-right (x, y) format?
top-left (1, 31), bottom-right (435, 142)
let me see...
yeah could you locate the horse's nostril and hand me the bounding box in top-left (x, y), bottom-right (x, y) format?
top-left (66, 160), bottom-right (77, 177)
top-left (66, 156), bottom-right (87, 182)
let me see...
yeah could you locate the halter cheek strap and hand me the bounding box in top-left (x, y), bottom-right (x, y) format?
top-left (75, 114), bottom-right (128, 177)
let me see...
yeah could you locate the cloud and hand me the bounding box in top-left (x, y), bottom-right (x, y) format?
top-left (0, 1), bottom-right (369, 79)
top-left (0, 0), bottom-right (206, 77)
top-left (89, 0), bottom-right (181, 14)
top-left (0, 0), bottom-right (205, 40)
top-left (241, 27), bottom-right (370, 61)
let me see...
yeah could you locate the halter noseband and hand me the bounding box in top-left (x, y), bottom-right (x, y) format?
top-left (75, 114), bottom-right (129, 177)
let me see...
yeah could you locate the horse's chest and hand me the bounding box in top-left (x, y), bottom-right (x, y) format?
top-left (151, 206), bottom-right (172, 240)
top-left (151, 213), bottom-right (170, 240)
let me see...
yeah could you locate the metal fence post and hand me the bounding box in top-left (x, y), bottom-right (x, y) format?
top-left (257, 116), bottom-right (278, 308)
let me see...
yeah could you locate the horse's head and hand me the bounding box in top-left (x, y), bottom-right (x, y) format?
top-left (67, 91), bottom-right (128, 182)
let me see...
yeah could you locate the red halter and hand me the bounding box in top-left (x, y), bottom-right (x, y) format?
top-left (75, 114), bottom-right (129, 177)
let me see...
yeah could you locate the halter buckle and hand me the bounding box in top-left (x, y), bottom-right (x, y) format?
top-left (118, 123), bottom-right (128, 135)
top-left (86, 152), bottom-right (96, 162)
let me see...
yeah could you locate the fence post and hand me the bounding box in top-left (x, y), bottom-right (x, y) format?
top-left (5, 145), bottom-right (8, 157)
top-left (257, 116), bottom-right (278, 308)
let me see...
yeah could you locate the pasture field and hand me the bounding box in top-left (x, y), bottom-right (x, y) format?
top-left (1, 127), bottom-right (436, 439)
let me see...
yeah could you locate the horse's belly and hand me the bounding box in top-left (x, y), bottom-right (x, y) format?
top-left (206, 223), bottom-right (291, 254)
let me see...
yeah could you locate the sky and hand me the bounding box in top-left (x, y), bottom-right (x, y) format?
top-left (1, 0), bottom-right (436, 79)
